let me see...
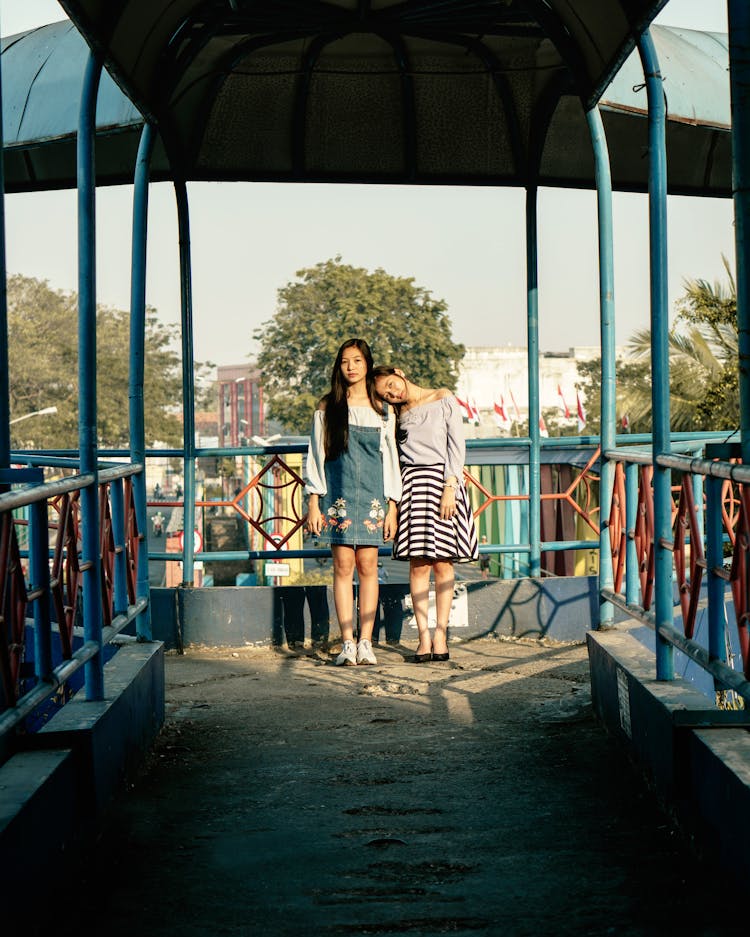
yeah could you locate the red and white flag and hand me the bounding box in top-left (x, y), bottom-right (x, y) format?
top-left (469, 397), bottom-right (481, 425)
top-left (455, 395), bottom-right (473, 422)
top-left (576, 391), bottom-right (587, 433)
top-left (557, 384), bottom-right (570, 419)
top-left (509, 389), bottom-right (522, 422)
top-left (539, 414), bottom-right (549, 438)
top-left (493, 396), bottom-right (510, 429)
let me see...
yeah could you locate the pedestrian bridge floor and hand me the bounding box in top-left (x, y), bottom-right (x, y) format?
top-left (56, 637), bottom-right (737, 936)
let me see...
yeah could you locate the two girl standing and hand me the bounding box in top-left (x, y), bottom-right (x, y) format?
top-left (305, 338), bottom-right (477, 665)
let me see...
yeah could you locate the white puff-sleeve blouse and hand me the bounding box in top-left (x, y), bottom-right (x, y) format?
top-left (304, 405), bottom-right (402, 503)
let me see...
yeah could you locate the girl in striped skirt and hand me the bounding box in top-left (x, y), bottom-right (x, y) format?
top-left (372, 367), bottom-right (478, 663)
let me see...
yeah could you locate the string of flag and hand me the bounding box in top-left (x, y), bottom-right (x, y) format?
top-left (456, 387), bottom-right (588, 433)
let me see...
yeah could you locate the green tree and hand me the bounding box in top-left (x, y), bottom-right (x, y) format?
top-left (254, 258), bottom-right (465, 433)
top-left (8, 274), bottom-right (208, 449)
top-left (577, 259), bottom-right (739, 434)
top-left (625, 258), bottom-right (738, 432)
top-left (576, 356), bottom-right (651, 435)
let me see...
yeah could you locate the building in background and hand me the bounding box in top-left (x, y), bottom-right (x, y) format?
top-left (456, 346), bottom-right (625, 436)
top-left (218, 364), bottom-right (265, 447)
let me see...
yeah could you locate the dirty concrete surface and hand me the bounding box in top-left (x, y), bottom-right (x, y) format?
top-left (56, 636), bottom-right (738, 936)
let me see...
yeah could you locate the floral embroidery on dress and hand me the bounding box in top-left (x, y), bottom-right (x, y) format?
top-left (363, 499), bottom-right (385, 532)
top-left (327, 498), bottom-right (347, 527)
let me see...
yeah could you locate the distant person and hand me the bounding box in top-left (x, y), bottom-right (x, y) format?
top-left (153, 482), bottom-right (162, 500)
top-left (305, 339), bottom-right (401, 666)
top-left (151, 511), bottom-right (165, 538)
top-left (479, 535), bottom-right (490, 578)
top-left (373, 365), bottom-right (478, 663)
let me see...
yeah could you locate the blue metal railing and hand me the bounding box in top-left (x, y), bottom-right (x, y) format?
top-left (0, 463), bottom-right (147, 738)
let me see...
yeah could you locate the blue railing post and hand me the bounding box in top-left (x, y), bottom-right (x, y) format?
top-left (638, 31), bottom-right (673, 681)
top-left (78, 51), bottom-right (105, 700)
top-left (729, 3), bottom-right (750, 468)
top-left (175, 180), bottom-right (197, 584)
top-left (109, 478), bottom-right (129, 616)
top-left (526, 185), bottom-right (541, 578)
top-left (586, 105), bottom-right (615, 627)
top-left (30, 498), bottom-right (52, 681)
top-left (705, 475), bottom-right (726, 664)
top-left (625, 462), bottom-right (639, 605)
top-left (0, 5), bottom-right (9, 475)
top-left (129, 122), bottom-right (155, 639)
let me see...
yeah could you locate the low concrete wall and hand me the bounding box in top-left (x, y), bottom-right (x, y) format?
top-left (588, 623), bottom-right (750, 881)
top-left (0, 641), bottom-right (164, 904)
top-left (150, 575), bottom-right (611, 648)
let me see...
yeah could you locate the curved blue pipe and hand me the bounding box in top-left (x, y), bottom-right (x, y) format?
top-left (585, 106), bottom-right (615, 626)
top-left (77, 51), bottom-right (104, 699)
top-left (129, 123), bottom-right (156, 639)
top-left (638, 30), bottom-right (673, 681)
top-left (175, 180), bottom-right (197, 584)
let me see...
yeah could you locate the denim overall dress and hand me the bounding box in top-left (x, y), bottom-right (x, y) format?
top-left (318, 415), bottom-right (387, 547)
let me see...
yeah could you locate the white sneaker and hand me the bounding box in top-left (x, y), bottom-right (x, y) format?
top-left (356, 639), bottom-right (377, 666)
top-left (335, 640), bottom-right (357, 666)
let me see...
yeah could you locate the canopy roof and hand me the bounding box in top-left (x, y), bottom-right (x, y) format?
top-left (1, 0), bottom-right (731, 195)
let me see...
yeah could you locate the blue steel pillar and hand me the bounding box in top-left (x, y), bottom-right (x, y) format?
top-left (729, 4), bottom-right (750, 468)
top-left (638, 31), bottom-right (673, 680)
top-left (624, 463), bottom-right (639, 605)
top-left (175, 180), bottom-right (197, 584)
top-left (0, 7), bottom-right (9, 473)
top-left (78, 52), bottom-right (104, 699)
top-left (585, 105), bottom-right (615, 627)
top-left (705, 476), bottom-right (725, 664)
top-left (526, 185), bottom-right (541, 578)
top-left (129, 123), bottom-right (155, 638)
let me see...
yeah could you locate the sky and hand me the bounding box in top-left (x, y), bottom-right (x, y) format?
top-left (0, 0), bottom-right (733, 368)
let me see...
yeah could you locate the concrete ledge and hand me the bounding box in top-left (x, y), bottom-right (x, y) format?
top-left (0, 641), bottom-right (165, 904)
top-left (588, 622), bottom-right (750, 881)
top-left (0, 750), bottom-right (79, 901)
top-left (686, 729), bottom-right (750, 874)
top-left (152, 576), bottom-right (607, 649)
top-left (36, 641), bottom-right (165, 817)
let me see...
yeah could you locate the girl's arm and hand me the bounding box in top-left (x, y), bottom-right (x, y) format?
top-left (305, 410), bottom-right (327, 534)
top-left (382, 408), bottom-right (403, 504)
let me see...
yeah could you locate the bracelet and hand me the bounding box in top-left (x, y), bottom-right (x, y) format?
top-left (443, 481), bottom-right (458, 491)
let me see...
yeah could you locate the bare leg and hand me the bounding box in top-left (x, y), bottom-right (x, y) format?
top-left (355, 547), bottom-right (380, 642)
top-left (432, 560), bottom-right (455, 655)
top-left (332, 545), bottom-right (356, 642)
top-left (410, 559), bottom-right (433, 654)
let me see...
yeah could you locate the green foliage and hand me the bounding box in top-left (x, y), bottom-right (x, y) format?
top-left (577, 258), bottom-right (740, 434)
top-left (576, 356), bottom-right (651, 434)
top-left (8, 274), bottom-right (207, 449)
top-left (254, 257), bottom-right (465, 433)
top-left (625, 257), bottom-right (739, 432)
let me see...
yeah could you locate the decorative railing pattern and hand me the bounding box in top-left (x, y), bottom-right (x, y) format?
top-left (0, 465), bottom-right (146, 728)
top-left (603, 448), bottom-right (750, 701)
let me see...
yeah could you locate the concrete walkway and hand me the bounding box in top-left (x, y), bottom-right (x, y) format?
top-left (56, 637), bottom-right (737, 937)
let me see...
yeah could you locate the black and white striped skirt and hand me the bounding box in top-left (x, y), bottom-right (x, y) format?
top-left (393, 464), bottom-right (479, 563)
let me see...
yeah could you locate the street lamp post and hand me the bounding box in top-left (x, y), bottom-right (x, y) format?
top-left (10, 406), bottom-right (58, 425)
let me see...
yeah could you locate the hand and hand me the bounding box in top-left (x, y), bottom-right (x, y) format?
top-left (440, 488), bottom-right (457, 521)
top-left (307, 500), bottom-right (324, 535)
top-left (383, 502), bottom-right (398, 542)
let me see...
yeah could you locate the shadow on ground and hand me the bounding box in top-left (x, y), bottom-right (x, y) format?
top-left (48, 637), bottom-right (740, 936)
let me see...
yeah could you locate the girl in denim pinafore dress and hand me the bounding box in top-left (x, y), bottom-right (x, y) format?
top-left (305, 339), bottom-right (401, 666)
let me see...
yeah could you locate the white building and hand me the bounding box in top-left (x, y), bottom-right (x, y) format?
top-left (456, 345), bottom-right (626, 436)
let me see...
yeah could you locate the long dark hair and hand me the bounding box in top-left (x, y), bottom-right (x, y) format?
top-left (371, 365), bottom-right (404, 440)
top-left (322, 338), bottom-right (380, 460)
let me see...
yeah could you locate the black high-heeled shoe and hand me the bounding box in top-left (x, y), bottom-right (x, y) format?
top-left (411, 651), bottom-right (432, 663)
top-left (431, 652), bottom-right (450, 662)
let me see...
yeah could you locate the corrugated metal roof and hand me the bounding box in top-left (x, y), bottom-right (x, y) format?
top-left (1, 2), bottom-right (731, 196)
